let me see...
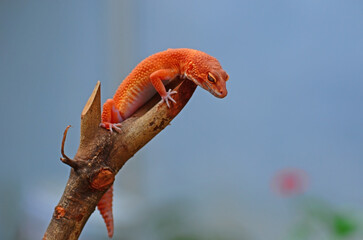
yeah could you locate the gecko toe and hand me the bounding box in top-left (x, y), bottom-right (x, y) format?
top-left (161, 89), bottom-right (177, 108)
top-left (100, 122), bottom-right (123, 133)
top-left (165, 98), bottom-right (170, 108)
top-left (110, 123), bottom-right (122, 133)
top-left (169, 96), bottom-right (176, 103)
top-left (113, 125), bottom-right (122, 133)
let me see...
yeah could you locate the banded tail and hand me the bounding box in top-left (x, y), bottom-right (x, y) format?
top-left (97, 185), bottom-right (114, 238)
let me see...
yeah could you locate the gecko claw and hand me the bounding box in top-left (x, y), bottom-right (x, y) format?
top-left (160, 89), bottom-right (177, 108)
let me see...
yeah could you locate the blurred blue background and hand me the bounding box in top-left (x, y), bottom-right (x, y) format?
top-left (1, 0), bottom-right (362, 239)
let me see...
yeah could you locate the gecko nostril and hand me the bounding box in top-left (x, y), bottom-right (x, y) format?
top-left (219, 89), bottom-right (227, 98)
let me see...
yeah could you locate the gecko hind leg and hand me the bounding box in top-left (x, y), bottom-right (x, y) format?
top-left (100, 99), bottom-right (124, 133)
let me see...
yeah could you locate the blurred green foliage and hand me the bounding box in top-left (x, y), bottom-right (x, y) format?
top-left (290, 198), bottom-right (360, 240)
top-left (332, 214), bottom-right (357, 237)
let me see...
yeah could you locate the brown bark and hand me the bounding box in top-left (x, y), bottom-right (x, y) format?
top-left (44, 78), bottom-right (197, 240)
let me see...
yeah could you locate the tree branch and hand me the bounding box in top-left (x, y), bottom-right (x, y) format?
top-left (60, 125), bottom-right (82, 170)
top-left (43, 78), bottom-right (197, 240)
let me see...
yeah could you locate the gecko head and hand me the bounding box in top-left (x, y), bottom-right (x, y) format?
top-left (184, 51), bottom-right (229, 98)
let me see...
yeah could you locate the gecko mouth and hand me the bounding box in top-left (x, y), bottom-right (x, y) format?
top-left (202, 82), bottom-right (223, 97)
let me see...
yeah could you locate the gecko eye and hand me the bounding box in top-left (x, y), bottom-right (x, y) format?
top-left (225, 74), bottom-right (229, 81)
top-left (207, 73), bottom-right (216, 83)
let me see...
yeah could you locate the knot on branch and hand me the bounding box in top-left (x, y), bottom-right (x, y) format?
top-left (90, 168), bottom-right (114, 190)
top-left (54, 206), bottom-right (66, 219)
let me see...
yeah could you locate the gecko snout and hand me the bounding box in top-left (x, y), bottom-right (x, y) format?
top-left (217, 88), bottom-right (227, 98)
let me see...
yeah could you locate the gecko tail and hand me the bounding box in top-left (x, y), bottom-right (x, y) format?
top-left (97, 185), bottom-right (114, 238)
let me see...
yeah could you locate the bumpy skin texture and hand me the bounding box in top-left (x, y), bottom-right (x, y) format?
top-left (98, 48), bottom-right (229, 238)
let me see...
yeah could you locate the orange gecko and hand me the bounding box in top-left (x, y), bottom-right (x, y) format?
top-left (98, 48), bottom-right (229, 238)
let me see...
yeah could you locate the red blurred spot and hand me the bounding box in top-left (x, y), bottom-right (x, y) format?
top-left (272, 168), bottom-right (308, 196)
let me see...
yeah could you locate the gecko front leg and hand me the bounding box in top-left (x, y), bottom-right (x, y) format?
top-left (150, 69), bottom-right (178, 108)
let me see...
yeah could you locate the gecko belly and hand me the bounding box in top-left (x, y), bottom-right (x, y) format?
top-left (120, 83), bottom-right (156, 119)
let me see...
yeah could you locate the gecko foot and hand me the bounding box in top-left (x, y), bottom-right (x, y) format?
top-left (160, 89), bottom-right (177, 108)
top-left (100, 122), bottom-right (123, 133)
